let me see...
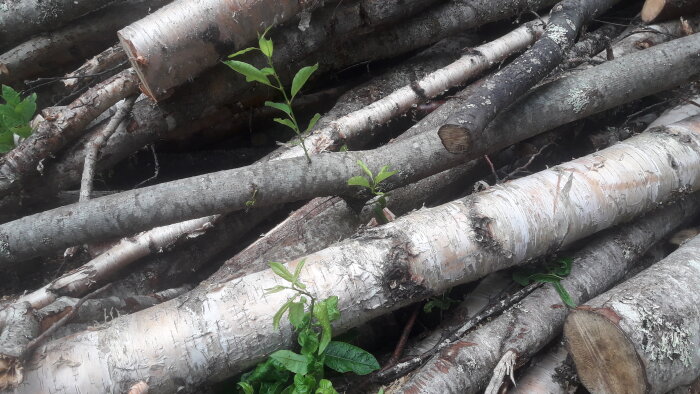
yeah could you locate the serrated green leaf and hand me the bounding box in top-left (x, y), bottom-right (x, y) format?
top-left (291, 63), bottom-right (318, 98)
top-left (374, 166), bottom-right (396, 185)
top-left (14, 93), bottom-right (36, 123)
top-left (306, 113), bottom-right (321, 133)
top-left (238, 382), bottom-right (255, 394)
top-left (273, 117), bottom-right (297, 131)
top-left (1, 85), bottom-right (20, 107)
top-left (313, 301), bottom-right (332, 354)
top-left (224, 60), bottom-right (273, 87)
top-left (347, 176), bottom-right (370, 188)
top-left (289, 301), bottom-right (306, 329)
top-left (273, 299), bottom-right (293, 330)
top-left (227, 47), bottom-right (259, 59)
top-left (324, 296), bottom-right (340, 322)
top-left (293, 373), bottom-right (315, 394)
top-left (298, 327), bottom-right (319, 355)
top-left (265, 101), bottom-right (293, 117)
top-left (270, 350), bottom-right (310, 375)
top-left (323, 341), bottom-right (380, 375)
top-left (315, 379), bottom-right (338, 394)
top-left (259, 34), bottom-right (274, 58)
top-left (269, 261), bottom-right (295, 282)
top-left (356, 160), bottom-right (373, 180)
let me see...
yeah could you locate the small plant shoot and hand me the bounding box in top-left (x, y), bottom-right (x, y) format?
top-left (238, 259), bottom-right (380, 393)
top-left (0, 85), bottom-right (37, 153)
top-left (347, 160), bottom-right (397, 224)
top-left (513, 257), bottom-right (575, 308)
top-left (224, 27), bottom-right (320, 163)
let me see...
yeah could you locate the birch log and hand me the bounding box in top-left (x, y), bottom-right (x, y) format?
top-left (3, 33), bottom-right (700, 265)
top-left (8, 117), bottom-right (700, 393)
top-left (564, 234), bottom-right (700, 393)
top-left (389, 195), bottom-right (700, 394)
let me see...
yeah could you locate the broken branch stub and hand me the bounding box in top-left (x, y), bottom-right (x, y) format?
top-left (117, 0), bottom-right (326, 100)
top-left (565, 232), bottom-right (700, 394)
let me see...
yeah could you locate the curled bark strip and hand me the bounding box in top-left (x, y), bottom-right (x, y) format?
top-left (80, 96), bottom-right (137, 202)
top-left (437, 0), bottom-right (620, 153)
top-left (565, 234), bottom-right (700, 393)
top-left (641, 0), bottom-right (700, 22)
top-left (271, 18), bottom-right (547, 160)
top-left (390, 195), bottom-right (700, 394)
top-left (0, 69), bottom-right (139, 197)
top-left (0, 0), bottom-right (123, 52)
top-left (12, 118), bottom-right (700, 393)
top-left (117, 0), bottom-right (327, 100)
top-left (3, 34), bottom-right (700, 265)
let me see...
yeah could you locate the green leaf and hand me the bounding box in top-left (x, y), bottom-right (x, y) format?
top-left (224, 60), bottom-right (273, 87)
top-left (293, 373), bottom-right (315, 394)
top-left (269, 262), bottom-right (295, 283)
top-left (315, 379), bottom-right (338, 394)
top-left (259, 381), bottom-right (285, 394)
top-left (238, 382), bottom-right (255, 394)
top-left (306, 113), bottom-right (321, 133)
top-left (551, 257), bottom-right (573, 277)
top-left (313, 301), bottom-right (332, 354)
top-left (323, 341), bottom-right (380, 375)
top-left (261, 67), bottom-right (275, 76)
top-left (298, 328), bottom-right (319, 355)
top-left (12, 124), bottom-right (31, 138)
top-left (273, 299), bottom-right (293, 330)
top-left (0, 143), bottom-right (13, 153)
top-left (291, 64), bottom-right (318, 98)
top-left (512, 270), bottom-right (532, 286)
top-left (324, 296), bottom-right (340, 322)
top-left (292, 259), bottom-right (306, 284)
top-left (259, 34), bottom-right (274, 58)
top-left (240, 358), bottom-right (290, 385)
top-left (274, 117), bottom-right (298, 131)
top-left (374, 166), bottom-right (397, 185)
top-left (14, 93), bottom-right (36, 123)
top-left (529, 273), bottom-right (563, 283)
top-left (265, 101), bottom-right (293, 117)
top-left (289, 301), bottom-right (306, 329)
top-left (227, 47), bottom-right (259, 59)
top-left (553, 282), bottom-right (576, 308)
top-left (1, 85), bottom-right (20, 107)
top-left (347, 176), bottom-right (370, 188)
top-left (356, 160), bottom-right (373, 180)
top-left (270, 350), bottom-right (310, 375)
top-left (265, 285), bottom-right (288, 294)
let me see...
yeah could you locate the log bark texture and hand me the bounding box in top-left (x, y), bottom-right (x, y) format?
top-left (389, 194), bottom-right (700, 394)
top-left (0, 0), bottom-right (122, 52)
top-left (3, 34), bottom-right (700, 265)
top-left (564, 234), bottom-right (700, 393)
top-left (8, 117), bottom-right (700, 393)
top-left (641, 0), bottom-right (700, 22)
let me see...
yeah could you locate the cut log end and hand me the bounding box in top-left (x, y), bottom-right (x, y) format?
top-left (641, 0), bottom-right (667, 22)
top-left (118, 32), bottom-right (157, 101)
top-left (437, 124), bottom-right (470, 153)
top-left (564, 309), bottom-right (647, 394)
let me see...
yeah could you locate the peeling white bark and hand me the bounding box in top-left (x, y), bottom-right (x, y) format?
top-left (9, 117), bottom-right (700, 393)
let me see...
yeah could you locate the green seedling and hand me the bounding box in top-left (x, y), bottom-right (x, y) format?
top-left (0, 85), bottom-right (37, 153)
top-left (347, 160), bottom-right (397, 224)
top-left (224, 27), bottom-right (320, 163)
top-left (513, 257), bottom-right (575, 308)
top-left (238, 259), bottom-right (380, 394)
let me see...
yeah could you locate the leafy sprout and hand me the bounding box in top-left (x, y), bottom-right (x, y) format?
top-left (513, 257), bottom-right (575, 307)
top-left (347, 160), bottom-right (397, 224)
top-left (224, 27), bottom-right (320, 163)
top-left (238, 259), bottom-right (380, 393)
top-left (0, 85), bottom-right (37, 153)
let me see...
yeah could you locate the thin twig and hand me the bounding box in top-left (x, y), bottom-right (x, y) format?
top-left (383, 304), bottom-right (421, 369)
top-left (22, 61), bottom-right (129, 95)
top-left (372, 282), bottom-right (542, 383)
top-left (484, 155), bottom-right (500, 183)
top-left (503, 143), bottom-right (555, 181)
top-left (134, 144), bottom-right (160, 188)
top-left (21, 284), bottom-right (112, 359)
